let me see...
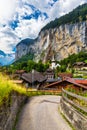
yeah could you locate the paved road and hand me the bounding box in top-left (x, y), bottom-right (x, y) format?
top-left (16, 96), bottom-right (72, 130)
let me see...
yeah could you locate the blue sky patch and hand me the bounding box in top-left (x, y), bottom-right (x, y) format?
top-left (22, 9), bottom-right (48, 20)
top-left (10, 20), bottom-right (19, 30)
top-left (28, 4), bottom-right (36, 11)
top-left (53, 0), bottom-right (58, 2)
top-left (48, 0), bottom-right (58, 6)
top-left (12, 47), bottom-right (16, 52)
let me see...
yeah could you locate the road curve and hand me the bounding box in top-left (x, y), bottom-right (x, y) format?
top-left (16, 96), bottom-right (72, 130)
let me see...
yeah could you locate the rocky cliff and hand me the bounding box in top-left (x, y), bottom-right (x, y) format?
top-left (15, 22), bottom-right (87, 62)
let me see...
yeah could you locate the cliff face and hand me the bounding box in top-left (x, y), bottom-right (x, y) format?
top-left (15, 38), bottom-right (36, 60)
top-left (15, 22), bottom-right (87, 62)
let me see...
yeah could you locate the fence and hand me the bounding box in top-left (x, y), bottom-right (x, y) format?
top-left (60, 88), bottom-right (87, 130)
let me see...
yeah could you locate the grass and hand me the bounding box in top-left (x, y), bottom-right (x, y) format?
top-left (0, 74), bottom-right (12, 105)
top-left (0, 73), bottom-right (27, 106)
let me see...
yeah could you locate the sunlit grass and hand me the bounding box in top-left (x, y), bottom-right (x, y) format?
top-left (0, 73), bottom-right (27, 105)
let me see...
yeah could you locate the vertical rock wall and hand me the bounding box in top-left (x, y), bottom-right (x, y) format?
top-left (16, 22), bottom-right (87, 62)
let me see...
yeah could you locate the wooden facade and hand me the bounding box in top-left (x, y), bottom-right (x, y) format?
top-left (39, 77), bottom-right (87, 92)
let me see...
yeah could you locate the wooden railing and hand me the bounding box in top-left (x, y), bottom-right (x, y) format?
top-left (61, 88), bottom-right (87, 130)
top-left (62, 88), bottom-right (87, 115)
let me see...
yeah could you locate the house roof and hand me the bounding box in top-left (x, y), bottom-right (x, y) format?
top-left (46, 68), bottom-right (54, 72)
top-left (12, 80), bottom-right (23, 84)
top-left (44, 77), bottom-right (87, 89)
top-left (46, 79), bottom-right (59, 83)
top-left (73, 62), bottom-right (87, 67)
top-left (44, 68), bottom-right (54, 75)
top-left (58, 73), bottom-right (73, 78)
top-left (15, 70), bottom-right (26, 74)
top-left (21, 70), bottom-right (47, 84)
top-left (75, 79), bottom-right (87, 85)
top-left (73, 62), bottom-right (85, 65)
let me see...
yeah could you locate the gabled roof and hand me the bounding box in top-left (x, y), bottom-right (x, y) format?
top-left (21, 70), bottom-right (47, 84)
top-left (44, 77), bottom-right (87, 89)
top-left (75, 79), bottom-right (87, 85)
top-left (73, 62), bottom-right (85, 66)
top-left (73, 62), bottom-right (87, 67)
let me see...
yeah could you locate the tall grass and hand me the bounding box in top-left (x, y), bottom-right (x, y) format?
top-left (0, 73), bottom-right (26, 106)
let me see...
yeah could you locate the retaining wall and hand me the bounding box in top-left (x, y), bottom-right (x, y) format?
top-left (0, 92), bottom-right (27, 130)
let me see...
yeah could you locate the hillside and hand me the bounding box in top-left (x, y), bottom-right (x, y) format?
top-left (59, 51), bottom-right (87, 72)
top-left (41, 3), bottom-right (87, 31)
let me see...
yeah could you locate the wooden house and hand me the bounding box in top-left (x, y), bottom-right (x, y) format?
top-left (58, 73), bottom-right (73, 79)
top-left (73, 62), bottom-right (87, 70)
top-left (21, 70), bottom-right (47, 89)
top-left (39, 77), bottom-right (87, 91)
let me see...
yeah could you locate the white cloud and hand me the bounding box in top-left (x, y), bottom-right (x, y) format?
top-left (15, 16), bottom-right (47, 39)
top-left (0, 26), bottom-right (19, 53)
top-left (0, 0), bottom-right (87, 54)
top-left (0, 0), bottom-right (17, 24)
top-left (47, 0), bottom-right (87, 20)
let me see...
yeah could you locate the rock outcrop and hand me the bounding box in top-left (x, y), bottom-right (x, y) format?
top-left (15, 22), bottom-right (87, 62)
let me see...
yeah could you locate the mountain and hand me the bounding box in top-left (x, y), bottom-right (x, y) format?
top-left (0, 50), bottom-right (6, 57)
top-left (15, 3), bottom-right (87, 63)
top-left (15, 38), bottom-right (35, 60)
top-left (0, 50), bottom-right (15, 66)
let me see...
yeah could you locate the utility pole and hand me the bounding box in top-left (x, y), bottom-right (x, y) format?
top-left (32, 69), bottom-right (34, 88)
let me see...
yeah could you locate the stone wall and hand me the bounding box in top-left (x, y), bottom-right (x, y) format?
top-left (60, 98), bottom-right (87, 130)
top-left (0, 91), bottom-right (27, 130)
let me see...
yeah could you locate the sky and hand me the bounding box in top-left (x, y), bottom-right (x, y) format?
top-left (0, 0), bottom-right (87, 54)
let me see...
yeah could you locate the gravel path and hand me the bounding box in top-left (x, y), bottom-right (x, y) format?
top-left (16, 96), bottom-right (72, 130)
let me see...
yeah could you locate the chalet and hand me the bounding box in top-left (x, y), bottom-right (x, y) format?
top-left (21, 70), bottom-right (47, 89)
top-left (58, 73), bottom-right (73, 80)
top-left (73, 62), bottom-right (87, 70)
top-left (39, 77), bottom-right (87, 91)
